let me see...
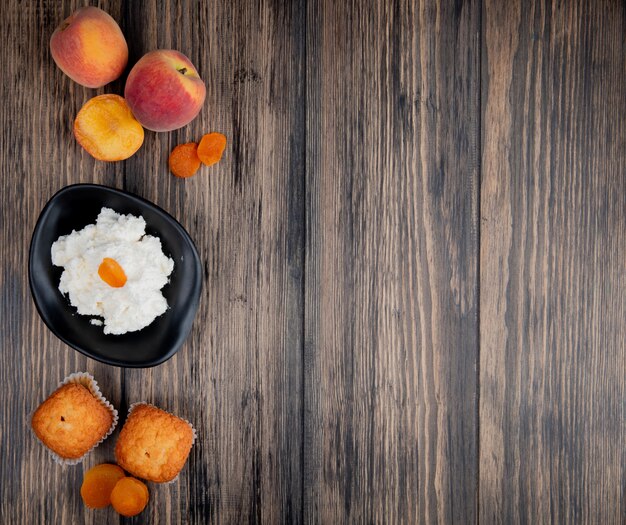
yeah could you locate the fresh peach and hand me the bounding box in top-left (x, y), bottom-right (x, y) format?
top-left (50, 6), bottom-right (128, 88)
top-left (73, 95), bottom-right (144, 161)
top-left (124, 50), bottom-right (206, 132)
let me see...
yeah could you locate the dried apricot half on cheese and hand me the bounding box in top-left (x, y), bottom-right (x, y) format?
top-left (98, 257), bottom-right (127, 288)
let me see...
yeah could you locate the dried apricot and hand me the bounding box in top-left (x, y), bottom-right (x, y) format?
top-left (98, 258), bottom-right (127, 288)
top-left (80, 463), bottom-right (125, 509)
top-left (197, 132), bottom-right (227, 167)
top-left (110, 476), bottom-right (149, 517)
top-left (169, 142), bottom-right (201, 178)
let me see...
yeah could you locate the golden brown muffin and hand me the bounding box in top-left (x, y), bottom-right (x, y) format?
top-left (115, 404), bottom-right (194, 483)
top-left (31, 383), bottom-right (114, 459)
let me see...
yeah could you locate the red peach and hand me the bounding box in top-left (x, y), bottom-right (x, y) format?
top-left (50, 6), bottom-right (128, 88)
top-left (124, 50), bottom-right (206, 132)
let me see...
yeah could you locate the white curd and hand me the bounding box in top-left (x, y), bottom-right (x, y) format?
top-left (51, 207), bottom-right (175, 335)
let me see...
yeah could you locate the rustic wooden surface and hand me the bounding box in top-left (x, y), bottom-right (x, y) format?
top-left (0, 1), bottom-right (623, 524)
top-left (480, 1), bottom-right (625, 523)
top-left (304, 0), bottom-right (479, 523)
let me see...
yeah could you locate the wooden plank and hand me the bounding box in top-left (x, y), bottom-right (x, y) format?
top-left (304, 0), bottom-right (480, 522)
top-left (0, 1), bottom-right (126, 523)
top-left (480, 1), bottom-right (626, 522)
top-left (119, 0), bottom-right (305, 523)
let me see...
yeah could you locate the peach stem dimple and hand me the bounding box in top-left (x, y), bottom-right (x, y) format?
top-left (98, 257), bottom-right (127, 288)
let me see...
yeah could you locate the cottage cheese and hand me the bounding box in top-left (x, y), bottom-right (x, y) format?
top-left (51, 207), bottom-right (175, 335)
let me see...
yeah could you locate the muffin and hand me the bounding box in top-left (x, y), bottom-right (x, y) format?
top-left (115, 403), bottom-right (194, 482)
top-left (31, 382), bottom-right (115, 461)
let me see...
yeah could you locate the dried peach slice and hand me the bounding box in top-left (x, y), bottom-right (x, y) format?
top-left (197, 132), bottom-right (227, 167)
top-left (74, 94), bottom-right (144, 161)
top-left (98, 257), bottom-right (127, 288)
top-left (169, 142), bottom-right (201, 178)
top-left (110, 477), bottom-right (149, 517)
top-left (80, 463), bottom-right (125, 509)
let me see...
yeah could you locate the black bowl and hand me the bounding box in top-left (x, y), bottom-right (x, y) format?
top-left (29, 184), bottom-right (202, 368)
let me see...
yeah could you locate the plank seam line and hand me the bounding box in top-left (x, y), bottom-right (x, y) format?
top-left (475, 2), bottom-right (483, 522)
top-left (300, 0), bottom-right (308, 521)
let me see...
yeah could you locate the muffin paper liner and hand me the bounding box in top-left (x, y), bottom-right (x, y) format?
top-left (124, 401), bottom-right (197, 483)
top-left (30, 372), bottom-right (119, 466)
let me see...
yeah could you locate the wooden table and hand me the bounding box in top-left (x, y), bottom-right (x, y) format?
top-left (1, 1), bottom-right (624, 523)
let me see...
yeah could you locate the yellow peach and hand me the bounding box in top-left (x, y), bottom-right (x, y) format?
top-left (73, 95), bottom-right (144, 161)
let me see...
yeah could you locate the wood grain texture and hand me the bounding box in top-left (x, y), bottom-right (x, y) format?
top-left (480, 0), bottom-right (626, 523)
top-left (304, 0), bottom-right (479, 522)
top-left (0, 1), bottom-right (126, 524)
top-left (1, 0), bottom-right (305, 523)
top-left (120, 0), bottom-right (305, 523)
top-left (1, 0), bottom-right (624, 523)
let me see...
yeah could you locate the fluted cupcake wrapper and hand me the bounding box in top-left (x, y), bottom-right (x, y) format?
top-left (30, 371), bottom-right (119, 466)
